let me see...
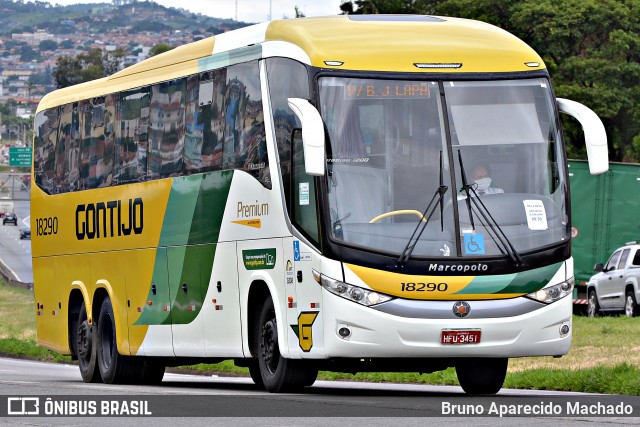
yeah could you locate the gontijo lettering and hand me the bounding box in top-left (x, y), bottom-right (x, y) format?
top-left (76, 198), bottom-right (143, 240)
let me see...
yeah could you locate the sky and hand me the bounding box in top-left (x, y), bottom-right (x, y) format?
top-left (46, 0), bottom-right (344, 23)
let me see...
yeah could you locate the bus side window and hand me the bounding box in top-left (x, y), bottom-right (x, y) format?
top-left (55, 103), bottom-right (77, 193)
top-left (115, 87), bottom-right (149, 183)
top-left (222, 61), bottom-right (269, 188)
top-left (149, 78), bottom-right (186, 178)
top-left (34, 108), bottom-right (59, 194)
top-left (184, 70), bottom-right (226, 174)
top-left (265, 58), bottom-right (310, 208)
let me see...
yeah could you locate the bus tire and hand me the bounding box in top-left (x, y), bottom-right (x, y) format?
top-left (455, 358), bottom-right (507, 395)
top-left (256, 295), bottom-right (312, 392)
top-left (77, 301), bottom-right (101, 383)
top-left (248, 359), bottom-right (266, 389)
top-left (136, 358), bottom-right (165, 384)
top-left (96, 296), bottom-right (138, 384)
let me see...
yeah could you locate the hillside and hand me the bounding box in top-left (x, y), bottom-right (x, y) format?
top-left (0, 0), bottom-right (249, 35)
top-left (0, 0), bottom-right (252, 106)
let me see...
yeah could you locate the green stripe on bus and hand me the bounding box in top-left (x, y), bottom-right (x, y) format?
top-left (454, 262), bottom-right (563, 295)
top-left (136, 170), bottom-right (234, 325)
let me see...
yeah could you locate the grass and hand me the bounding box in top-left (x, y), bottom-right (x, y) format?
top-left (1, 280), bottom-right (639, 394)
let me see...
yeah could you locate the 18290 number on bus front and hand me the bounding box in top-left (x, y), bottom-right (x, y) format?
top-left (401, 282), bottom-right (448, 292)
top-left (35, 216), bottom-right (59, 236)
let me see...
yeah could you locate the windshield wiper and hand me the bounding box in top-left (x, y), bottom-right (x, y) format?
top-left (457, 151), bottom-right (522, 267)
top-left (395, 151), bottom-right (448, 269)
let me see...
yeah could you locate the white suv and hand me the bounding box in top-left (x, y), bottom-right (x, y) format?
top-left (587, 241), bottom-right (640, 317)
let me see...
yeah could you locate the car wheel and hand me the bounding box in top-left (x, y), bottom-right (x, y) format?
top-left (587, 290), bottom-right (600, 317)
top-left (624, 291), bottom-right (639, 317)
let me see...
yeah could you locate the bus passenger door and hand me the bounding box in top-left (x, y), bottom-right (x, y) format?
top-left (203, 241), bottom-right (243, 357)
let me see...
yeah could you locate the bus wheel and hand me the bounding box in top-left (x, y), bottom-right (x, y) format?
top-left (256, 295), bottom-right (312, 392)
top-left (587, 290), bottom-right (600, 317)
top-left (456, 358), bottom-right (507, 395)
top-left (248, 359), bottom-right (265, 389)
top-left (136, 358), bottom-right (165, 384)
top-left (97, 296), bottom-right (137, 384)
top-left (77, 302), bottom-right (100, 383)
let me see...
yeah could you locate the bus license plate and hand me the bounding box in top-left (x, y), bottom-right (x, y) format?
top-left (441, 330), bottom-right (481, 345)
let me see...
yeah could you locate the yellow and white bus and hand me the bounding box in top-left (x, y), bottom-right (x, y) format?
top-left (32, 15), bottom-right (608, 394)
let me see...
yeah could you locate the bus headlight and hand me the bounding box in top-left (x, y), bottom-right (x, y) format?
top-left (526, 277), bottom-right (574, 304)
top-left (319, 274), bottom-right (394, 306)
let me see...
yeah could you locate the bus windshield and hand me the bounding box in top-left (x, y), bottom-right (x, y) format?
top-left (319, 77), bottom-right (568, 259)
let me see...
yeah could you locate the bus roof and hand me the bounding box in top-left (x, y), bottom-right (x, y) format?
top-left (37, 15), bottom-right (545, 112)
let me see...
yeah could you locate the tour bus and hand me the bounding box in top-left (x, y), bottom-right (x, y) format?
top-left (32, 15), bottom-right (608, 394)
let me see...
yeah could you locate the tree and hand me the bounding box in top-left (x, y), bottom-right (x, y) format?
top-left (19, 45), bottom-right (39, 62)
top-left (59, 39), bottom-right (74, 49)
top-left (39, 39), bottom-right (58, 51)
top-left (149, 43), bottom-right (174, 57)
top-left (52, 48), bottom-right (126, 88)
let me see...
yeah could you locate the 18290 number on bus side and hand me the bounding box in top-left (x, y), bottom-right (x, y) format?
top-left (35, 216), bottom-right (58, 236)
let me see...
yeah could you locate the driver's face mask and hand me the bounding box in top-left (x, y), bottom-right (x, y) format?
top-left (474, 177), bottom-right (492, 191)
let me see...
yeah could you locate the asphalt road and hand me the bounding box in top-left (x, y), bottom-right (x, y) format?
top-left (0, 200), bottom-right (31, 284)
top-left (0, 358), bottom-right (639, 426)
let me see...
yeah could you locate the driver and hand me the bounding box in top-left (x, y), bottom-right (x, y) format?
top-left (472, 165), bottom-right (504, 195)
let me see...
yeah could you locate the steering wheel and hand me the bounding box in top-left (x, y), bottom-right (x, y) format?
top-left (369, 210), bottom-right (427, 223)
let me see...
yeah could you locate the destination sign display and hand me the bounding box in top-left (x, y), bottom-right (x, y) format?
top-left (346, 82), bottom-right (431, 99)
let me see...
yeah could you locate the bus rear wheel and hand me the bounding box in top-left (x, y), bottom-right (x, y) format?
top-left (135, 358), bottom-right (166, 384)
top-left (256, 295), bottom-right (317, 392)
top-left (96, 296), bottom-right (139, 384)
top-left (77, 301), bottom-right (100, 383)
top-left (455, 358), bottom-right (507, 395)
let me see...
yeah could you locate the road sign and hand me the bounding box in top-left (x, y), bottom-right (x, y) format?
top-left (9, 147), bottom-right (31, 167)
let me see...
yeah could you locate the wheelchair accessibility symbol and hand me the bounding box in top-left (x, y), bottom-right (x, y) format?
top-left (464, 233), bottom-right (485, 255)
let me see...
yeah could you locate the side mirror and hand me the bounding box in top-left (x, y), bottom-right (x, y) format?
top-left (287, 98), bottom-right (325, 176)
top-left (557, 98), bottom-right (608, 175)
top-left (594, 263), bottom-right (604, 272)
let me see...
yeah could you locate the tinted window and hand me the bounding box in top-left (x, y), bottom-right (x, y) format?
top-left (33, 60), bottom-right (270, 192)
top-left (265, 58), bottom-right (309, 209)
top-left (33, 108), bottom-right (59, 194)
top-left (223, 62), bottom-right (269, 187)
top-left (115, 87), bottom-right (149, 183)
top-left (55, 103), bottom-right (81, 193)
top-left (149, 78), bottom-right (186, 178)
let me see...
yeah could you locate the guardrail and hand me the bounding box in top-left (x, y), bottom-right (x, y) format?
top-left (0, 257), bottom-right (32, 290)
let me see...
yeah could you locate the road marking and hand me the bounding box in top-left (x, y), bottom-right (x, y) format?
top-left (21, 215), bottom-right (29, 227)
